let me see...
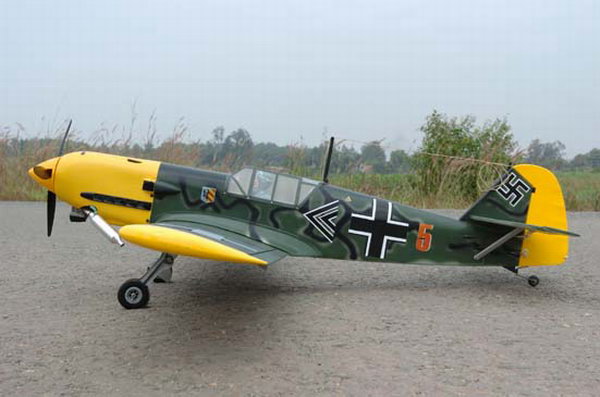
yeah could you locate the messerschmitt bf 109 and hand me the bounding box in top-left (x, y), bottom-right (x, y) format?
top-left (29, 121), bottom-right (579, 309)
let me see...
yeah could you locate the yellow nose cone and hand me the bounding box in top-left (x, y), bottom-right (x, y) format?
top-left (28, 157), bottom-right (60, 191)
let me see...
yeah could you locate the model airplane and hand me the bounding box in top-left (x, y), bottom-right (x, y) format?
top-left (29, 122), bottom-right (579, 309)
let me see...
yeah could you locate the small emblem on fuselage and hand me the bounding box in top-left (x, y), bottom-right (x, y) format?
top-left (303, 200), bottom-right (339, 242)
top-left (201, 187), bottom-right (217, 204)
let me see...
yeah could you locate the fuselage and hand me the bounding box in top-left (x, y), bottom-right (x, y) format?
top-left (29, 151), bottom-right (521, 267)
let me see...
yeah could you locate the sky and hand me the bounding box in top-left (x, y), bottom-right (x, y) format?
top-left (1, 0), bottom-right (598, 157)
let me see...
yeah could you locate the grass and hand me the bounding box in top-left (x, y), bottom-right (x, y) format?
top-left (329, 173), bottom-right (469, 209)
top-left (557, 171), bottom-right (600, 211)
top-left (0, 137), bottom-right (60, 201)
top-left (1, 133), bottom-right (598, 210)
top-left (331, 172), bottom-right (600, 211)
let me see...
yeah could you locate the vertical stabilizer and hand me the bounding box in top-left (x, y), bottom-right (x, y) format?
top-left (462, 164), bottom-right (570, 267)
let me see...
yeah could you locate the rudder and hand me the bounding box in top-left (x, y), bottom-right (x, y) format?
top-left (514, 164), bottom-right (569, 267)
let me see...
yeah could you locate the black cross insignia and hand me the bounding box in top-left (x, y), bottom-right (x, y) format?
top-left (348, 198), bottom-right (409, 259)
top-left (496, 172), bottom-right (531, 207)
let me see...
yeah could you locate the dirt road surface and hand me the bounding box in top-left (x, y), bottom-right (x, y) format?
top-left (1, 202), bottom-right (599, 396)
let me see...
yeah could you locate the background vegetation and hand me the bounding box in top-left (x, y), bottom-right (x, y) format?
top-left (1, 111), bottom-right (599, 210)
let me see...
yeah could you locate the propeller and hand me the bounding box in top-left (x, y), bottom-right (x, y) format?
top-left (47, 119), bottom-right (72, 237)
top-left (58, 119), bottom-right (72, 157)
top-left (47, 190), bottom-right (56, 236)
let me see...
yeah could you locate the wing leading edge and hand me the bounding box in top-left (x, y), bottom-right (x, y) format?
top-left (119, 223), bottom-right (287, 266)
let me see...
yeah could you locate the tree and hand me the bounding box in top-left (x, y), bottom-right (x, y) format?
top-left (389, 149), bottom-right (411, 173)
top-left (252, 142), bottom-right (288, 168)
top-left (196, 126), bottom-right (226, 167)
top-left (223, 128), bottom-right (253, 169)
top-left (570, 148), bottom-right (600, 170)
top-left (361, 141), bottom-right (386, 173)
top-left (332, 144), bottom-right (361, 174)
top-left (526, 139), bottom-right (566, 170)
top-left (413, 110), bottom-right (518, 202)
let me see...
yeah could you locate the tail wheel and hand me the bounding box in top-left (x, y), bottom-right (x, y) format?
top-left (527, 275), bottom-right (540, 287)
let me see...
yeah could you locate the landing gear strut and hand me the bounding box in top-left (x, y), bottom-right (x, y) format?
top-left (118, 253), bottom-right (175, 309)
top-left (504, 266), bottom-right (540, 288)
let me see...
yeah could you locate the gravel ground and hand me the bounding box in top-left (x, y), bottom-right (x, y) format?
top-left (0, 202), bottom-right (599, 396)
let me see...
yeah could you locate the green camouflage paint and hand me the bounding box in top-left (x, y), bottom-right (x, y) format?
top-left (150, 163), bottom-right (531, 268)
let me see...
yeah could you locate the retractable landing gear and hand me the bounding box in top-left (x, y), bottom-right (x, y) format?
top-left (504, 266), bottom-right (540, 288)
top-left (118, 253), bottom-right (175, 309)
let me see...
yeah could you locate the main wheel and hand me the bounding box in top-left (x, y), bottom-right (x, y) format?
top-left (118, 278), bottom-right (149, 309)
top-left (527, 275), bottom-right (540, 287)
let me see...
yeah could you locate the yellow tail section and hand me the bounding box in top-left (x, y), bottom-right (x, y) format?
top-left (515, 164), bottom-right (569, 268)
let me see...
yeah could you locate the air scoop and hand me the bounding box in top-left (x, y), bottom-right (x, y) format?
top-left (28, 157), bottom-right (60, 191)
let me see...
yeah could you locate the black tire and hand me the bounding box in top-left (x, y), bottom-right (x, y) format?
top-left (118, 278), bottom-right (149, 309)
top-left (528, 275), bottom-right (540, 287)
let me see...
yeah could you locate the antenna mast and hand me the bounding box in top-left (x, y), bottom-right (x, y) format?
top-left (322, 137), bottom-right (334, 183)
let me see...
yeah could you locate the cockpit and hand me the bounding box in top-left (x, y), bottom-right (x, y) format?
top-left (227, 168), bottom-right (319, 207)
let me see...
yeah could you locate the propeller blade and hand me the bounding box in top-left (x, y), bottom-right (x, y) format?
top-left (47, 191), bottom-right (56, 237)
top-left (47, 119), bottom-right (71, 237)
top-left (58, 119), bottom-right (72, 156)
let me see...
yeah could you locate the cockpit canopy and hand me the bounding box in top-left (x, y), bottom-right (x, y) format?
top-left (227, 168), bottom-right (319, 207)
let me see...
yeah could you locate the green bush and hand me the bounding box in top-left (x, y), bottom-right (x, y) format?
top-left (412, 111), bottom-right (521, 205)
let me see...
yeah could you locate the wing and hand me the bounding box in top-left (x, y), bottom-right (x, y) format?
top-left (119, 222), bottom-right (287, 266)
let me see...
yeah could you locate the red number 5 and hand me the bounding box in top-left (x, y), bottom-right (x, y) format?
top-left (416, 223), bottom-right (433, 252)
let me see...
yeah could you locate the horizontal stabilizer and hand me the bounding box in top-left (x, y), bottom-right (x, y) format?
top-left (469, 215), bottom-right (580, 237)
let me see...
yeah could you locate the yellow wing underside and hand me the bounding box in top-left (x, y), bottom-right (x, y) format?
top-left (119, 224), bottom-right (268, 266)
